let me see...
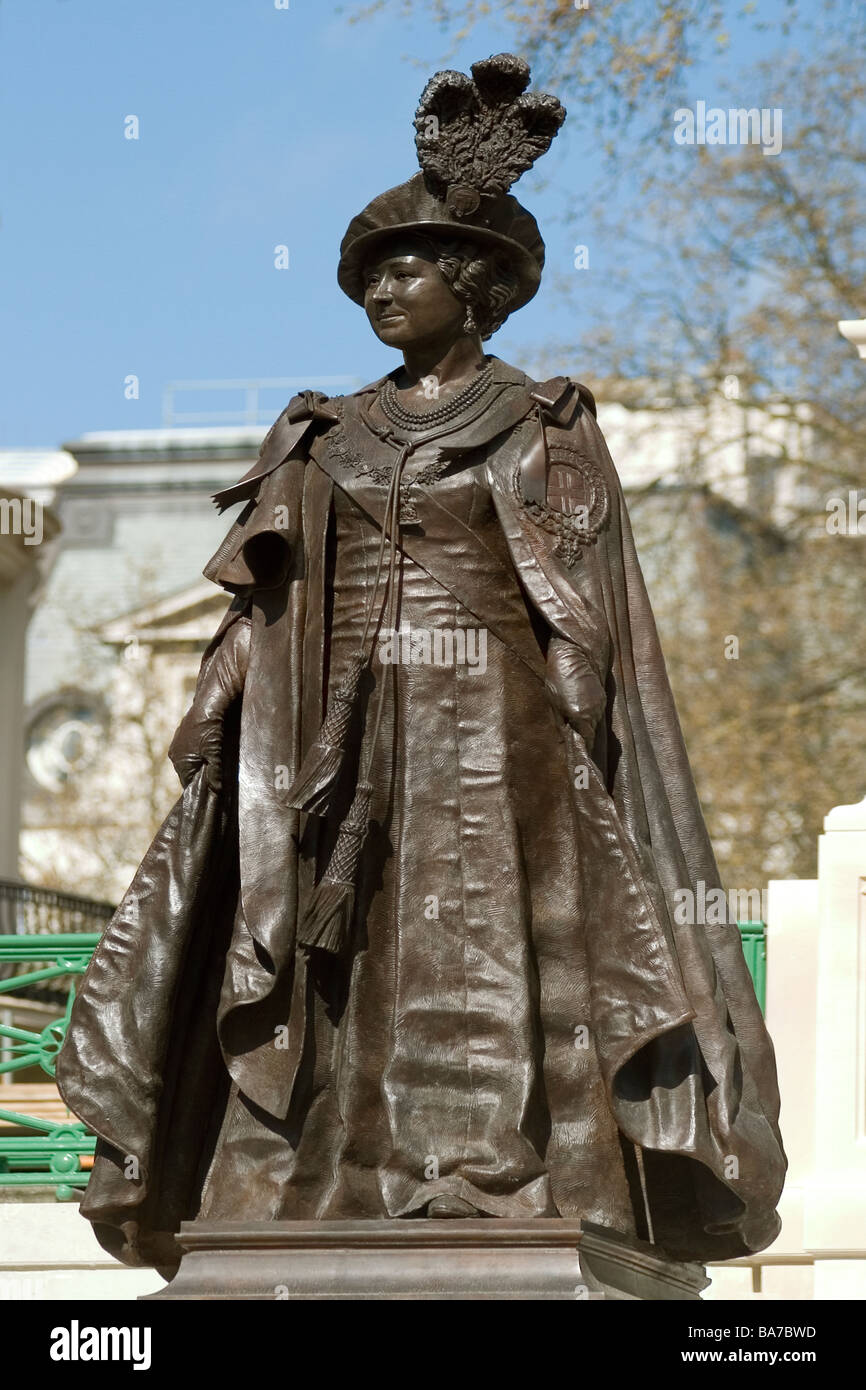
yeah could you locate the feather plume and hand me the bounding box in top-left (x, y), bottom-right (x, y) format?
top-left (414, 53), bottom-right (566, 212)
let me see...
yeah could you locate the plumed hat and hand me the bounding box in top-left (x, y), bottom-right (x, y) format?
top-left (338, 53), bottom-right (566, 312)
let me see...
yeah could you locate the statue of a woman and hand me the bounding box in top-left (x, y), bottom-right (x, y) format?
top-left (57, 54), bottom-right (785, 1272)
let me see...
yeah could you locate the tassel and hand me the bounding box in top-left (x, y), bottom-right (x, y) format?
top-left (297, 782), bottom-right (373, 955)
top-left (285, 654), bottom-right (365, 814)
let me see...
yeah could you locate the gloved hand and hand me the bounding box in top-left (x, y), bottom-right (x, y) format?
top-left (544, 634), bottom-right (606, 745)
top-left (168, 617), bottom-right (251, 791)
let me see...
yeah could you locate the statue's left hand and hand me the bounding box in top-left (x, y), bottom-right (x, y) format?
top-left (544, 635), bottom-right (606, 746)
top-left (168, 617), bottom-right (251, 792)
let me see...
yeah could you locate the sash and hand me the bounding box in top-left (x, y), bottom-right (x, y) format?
top-left (309, 400), bottom-right (550, 685)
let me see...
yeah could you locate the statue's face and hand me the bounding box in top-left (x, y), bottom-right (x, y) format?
top-left (363, 236), bottom-right (466, 349)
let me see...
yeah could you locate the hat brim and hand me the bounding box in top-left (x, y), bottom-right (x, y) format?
top-left (338, 220), bottom-right (543, 312)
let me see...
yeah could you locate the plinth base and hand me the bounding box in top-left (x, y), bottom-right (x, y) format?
top-left (143, 1219), bottom-right (708, 1300)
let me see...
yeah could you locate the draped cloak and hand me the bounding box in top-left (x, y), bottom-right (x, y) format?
top-left (56, 357), bottom-right (786, 1272)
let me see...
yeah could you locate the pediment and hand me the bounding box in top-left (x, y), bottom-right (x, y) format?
top-left (95, 581), bottom-right (229, 646)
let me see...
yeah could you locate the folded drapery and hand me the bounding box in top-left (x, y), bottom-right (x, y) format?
top-left (57, 359), bottom-right (786, 1269)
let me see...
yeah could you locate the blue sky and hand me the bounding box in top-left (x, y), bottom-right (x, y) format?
top-left (1, 0), bottom-right (815, 447)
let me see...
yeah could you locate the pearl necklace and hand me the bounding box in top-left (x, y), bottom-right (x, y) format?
top-left (378, 361), bottom-right (496, 432)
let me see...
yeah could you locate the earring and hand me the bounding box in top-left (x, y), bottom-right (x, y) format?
top-left (463, 306), bottom-right (477, 335)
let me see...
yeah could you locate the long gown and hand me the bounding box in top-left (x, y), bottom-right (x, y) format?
top-left (55, 364), bottom-right (786, 1265)
top-left (197, 440), bottom-right (640, 1233)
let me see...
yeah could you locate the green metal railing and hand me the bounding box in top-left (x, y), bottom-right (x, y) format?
top-left (0, 879), bottom-right (113, 1200)
top-left (738, 921), bottom-right (767, 1014)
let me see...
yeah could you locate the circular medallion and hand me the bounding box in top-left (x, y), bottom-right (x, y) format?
top-left (514, 441), bottom-right (610, 566)
top-left (545, 446), bottom-right (610, 538)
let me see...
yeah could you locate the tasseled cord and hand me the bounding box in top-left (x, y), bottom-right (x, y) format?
top-left (295, 778), bottom-right (374, 954)
top-left (284, 441), bottom-right (409, 817)
top-left (283, 651), bottom-right (365, 815)
top-left (297, 444), bottom-right (412, 955)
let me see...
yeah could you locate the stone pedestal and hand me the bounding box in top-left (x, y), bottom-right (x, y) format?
top-left (143, 1219), bottom-right (708, 1301)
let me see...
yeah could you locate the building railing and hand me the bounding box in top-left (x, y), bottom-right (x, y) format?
top-left (0, 879), bottom-right (113, 1004)
top-left (162, 376), bottom-right (364, 427)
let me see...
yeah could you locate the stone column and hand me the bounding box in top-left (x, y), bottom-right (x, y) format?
top-left (0, 498), bottom-right (59, 877)
top-left (805, 795), bottom-right (866, 1296)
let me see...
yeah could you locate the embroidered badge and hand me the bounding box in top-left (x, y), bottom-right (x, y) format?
top-left (514, 442), bottom-right (610, 566)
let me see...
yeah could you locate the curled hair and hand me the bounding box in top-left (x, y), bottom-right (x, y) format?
top-left (428, 238), bottom-right (522, 339)
top-left (365, 232), bottom-right (524, 340)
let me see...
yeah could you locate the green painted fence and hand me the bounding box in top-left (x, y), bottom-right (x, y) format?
top-left (0, 879), bottom-right (113, 1200)
top-left (738, 920), bottom-right (767, 1014)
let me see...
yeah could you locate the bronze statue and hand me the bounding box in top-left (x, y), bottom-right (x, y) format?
top-left (57, 54), bottom-right (785, 1275)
